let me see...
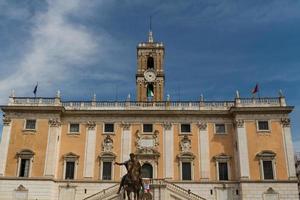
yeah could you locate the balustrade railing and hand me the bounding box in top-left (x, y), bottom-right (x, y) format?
top-left (8, 96), bottom-right (284, 110)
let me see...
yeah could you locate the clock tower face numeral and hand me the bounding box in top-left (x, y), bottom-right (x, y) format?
top-left (136, 33), bottom-right (165, 102)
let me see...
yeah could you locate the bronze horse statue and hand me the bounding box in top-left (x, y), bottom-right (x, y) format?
top-left (123, 159), bottom-right (143, 200)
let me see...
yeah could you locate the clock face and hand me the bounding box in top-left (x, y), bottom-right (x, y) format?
top-left (144, 70), bottom-right (156, 82)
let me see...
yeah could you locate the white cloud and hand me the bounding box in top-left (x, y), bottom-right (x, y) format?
top-left (0, 0), bottom-right (116, 104)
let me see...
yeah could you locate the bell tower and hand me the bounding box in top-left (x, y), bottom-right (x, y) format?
top-left (136, 28), bottom-right (165, 101)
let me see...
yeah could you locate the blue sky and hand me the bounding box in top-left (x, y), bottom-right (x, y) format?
top-left (0, 0), bottom-right (299, 151)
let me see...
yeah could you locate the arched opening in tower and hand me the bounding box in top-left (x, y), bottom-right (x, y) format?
top-left (147, 57), bottom-right (154, 69)
top-left (147, 84), bottom-right (154, 100)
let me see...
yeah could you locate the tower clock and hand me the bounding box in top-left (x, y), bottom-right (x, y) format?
top-left (136, 30), bottom-right (165, 101)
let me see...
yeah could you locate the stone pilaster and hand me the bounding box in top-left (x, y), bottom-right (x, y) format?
top-left (281, 118), bottom-right (297, 179)
top-left (235, 119), bottom-right (250, 180)
top-left (163, 122), bottom-right (173, 179)
top-left (197, 122), bottom-right (210, 180)
top-left (83, 121), bottom-right (96, 178)
top-left (0, 117), bottom-right (12, 176)
top-left (44, 119), bottom-right (61, 178)
top-left (121, 122), bottom-right (131, 176)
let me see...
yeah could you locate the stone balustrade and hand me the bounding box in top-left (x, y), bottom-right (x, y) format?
top-left (7, 96), bottom-right (284, 111)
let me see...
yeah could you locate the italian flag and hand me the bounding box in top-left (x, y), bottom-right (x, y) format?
top-left (147, 87), bottom-right (154, 97)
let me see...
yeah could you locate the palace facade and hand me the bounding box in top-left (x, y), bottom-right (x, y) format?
top-left (0, 31), bottom-right (299, 200)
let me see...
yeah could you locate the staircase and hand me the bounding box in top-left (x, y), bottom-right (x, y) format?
top-left (84, 179), bottom-right (206, 200)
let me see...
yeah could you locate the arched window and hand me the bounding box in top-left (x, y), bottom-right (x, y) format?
top-left (147, 57), bottom-right (154, 69)
top-left (147, 84), bottom-right (154, 98)
top-left (141, 163), bottom-right (153, 178)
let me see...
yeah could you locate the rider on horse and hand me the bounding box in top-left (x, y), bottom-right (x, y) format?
top-left (114, 153), bottom-right (143, 194)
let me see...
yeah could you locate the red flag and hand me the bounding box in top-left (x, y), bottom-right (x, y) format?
top-left (252, 84), bottom-right (259, 94)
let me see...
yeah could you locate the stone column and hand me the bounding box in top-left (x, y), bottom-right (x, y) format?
top-left (281, 118), bottom-right (297, 179)
top-left (121, 123), bottom-right (131, 176)
top-left (235, 119), bottom-right (250, 180)
top-left (163, 122), bottom-right (173, 179)
top-left (44, 119), bottom-right (61, 178)
top-left (83, 121), bottom-right (96, 178)
top-left (0, 117), bottom-right (12, 176)
top-left (197, 122), bottom-right (210, 180)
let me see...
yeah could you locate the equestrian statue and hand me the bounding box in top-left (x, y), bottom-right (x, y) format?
top-left (115, 153), bottom-right (144, 200)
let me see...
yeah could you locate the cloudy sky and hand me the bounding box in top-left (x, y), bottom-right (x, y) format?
top-left (0, 0), bottom-right (299, 151)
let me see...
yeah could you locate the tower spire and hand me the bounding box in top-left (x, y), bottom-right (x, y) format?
top-left (148, 16), bottom-right (154, 43)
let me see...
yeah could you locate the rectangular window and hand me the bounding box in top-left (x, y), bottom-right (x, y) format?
top-left (69, 123), bottom-right (80, 133)
top-left (181, 124), bottom-right (191, 133)
top-left (182, 162), bottom-right (192, 180)
top-left (65, 161), bottom-right (75, 179)
top-left (19, 159), bottom-right (30, 177)
top-left (218, 162), bottom-right (229, 180)
top-left (104, 123), bottom-right (114, 133)
top-left (25, 119), bottom-right (36, 130)
top-left (215, 124), bottom-right (226, 134)
top-left (143, 124), bottom-right (153, 133)
top-left (102, 162), bottom-right (112, 180)
top-left (263, 160), bottom-right (274, 179)
top-left (258, 121), bottom-right (269, 131)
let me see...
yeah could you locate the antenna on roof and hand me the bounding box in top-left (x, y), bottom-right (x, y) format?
top-left (150, 15), bottom-right (152, 31)
top-left (148, 16), bottom-right (154, 43)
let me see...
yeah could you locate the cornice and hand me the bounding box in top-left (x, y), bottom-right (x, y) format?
top-left (230, 106), bottom-right (293, 114)
top-left (1, 105), bottom-right (64, 113)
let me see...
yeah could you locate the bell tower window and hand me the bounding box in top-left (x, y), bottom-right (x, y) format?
top-left (147, 84), bottom-right (154, 99)
top-left (147, 56), bottom-right (154, 69)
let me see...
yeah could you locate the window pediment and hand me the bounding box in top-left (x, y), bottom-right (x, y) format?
top-left (177, 152), bottom-right (195, 162)
top-left (256, 150), bottom-right (276, 159)
top-left (213, 153), bottom-right (231, 162)
top-left (16, 149), bottom-right (35, 159)
top-left (63, 152), bottom-right (79, 161)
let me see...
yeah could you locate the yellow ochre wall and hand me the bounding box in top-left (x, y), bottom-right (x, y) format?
top-left (246, 120), bottom-right (288, 180)
top-left (5, 118), bottom-right (48, 177)
top-left (3, 117), bottom-right (289, 182)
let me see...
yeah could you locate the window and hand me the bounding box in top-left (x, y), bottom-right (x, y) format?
top-left (177, 152), bottom-right (195, 181)
top-left (263, 161), bottom-right (274, 180)
top-left (16, 150), bottom-right (34, 178)
top-left (215, 124), bottom-right (226, 134)
top-left (257, 121), bottom-right (269, 131)
top-left (182, 162), bottom-right (192, 180)
top-left (141, 163), bottom-right (153, 178)
top-left (69, 123), bottom-right (80, 133)
top-left (181, 124), bottom-right (191, 133)
top-left (218, 162), bottom-right (229, 180)
top-left (102, 162), bottom-right (112, 180)
top-left (143, 124), bottom-right (153, 133)
top-left (213, 153), bottom-right (231, 181)
top-left (25, 119), bottom-right (36, 130)
top-left (256, 151), bottom-right (276, 180)
top-left (63, 152), bottom-right (79, 180)
top-left (99, 152), bottom-right (116, 180)
top-left (65, 161), bottom-right (75, 179)
top-left (147, 56), bottom-right (154, 69)
top-left (104, 123), bottom-right (114, 133)
top-left (19, 159), bottom-right (30, 177)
